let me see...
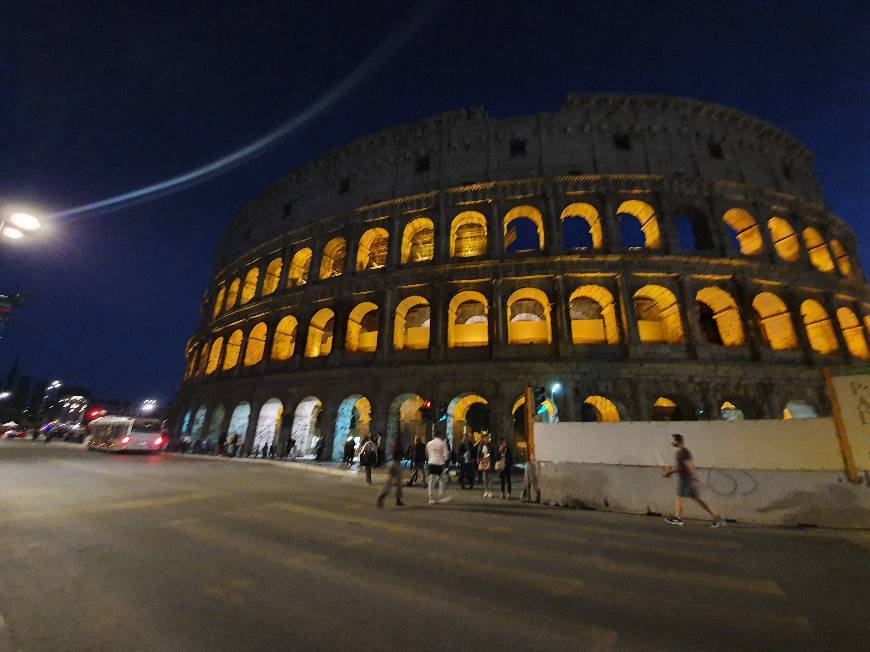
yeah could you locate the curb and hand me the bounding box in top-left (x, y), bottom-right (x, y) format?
top-left (162, 451), bottom-right (389, 481)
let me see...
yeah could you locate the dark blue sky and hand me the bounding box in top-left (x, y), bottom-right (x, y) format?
top-left (2, 0), bottom-right (869, 405)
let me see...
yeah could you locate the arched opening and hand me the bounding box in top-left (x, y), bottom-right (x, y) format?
top-left (253, 399), bottom-right (283, 453)
top-left (448, 290), bottom-right (488, 348)
top-left (450, 211), bottom-right (487, 258)
top-left (782, 400), bottom-right (818, 419)
top-left (803, 228), bottom-right (835, 273)
top-left (262, 258), bottom-right (282, 296)
top-left (801, 299), bottom-right (839, 354)
top-left (401, 217), bottom-right (434, 264)
top-left (205, 337), bottom-right (224, 375)
top-left (288, 248), bottom-right (312, 287)
top-left (345, 302), bottom-right (379, 353)
top-left (752, 292), bottom-right (798, 350)
top-left (240, 268), bottom-right (259, 305)
top-left (356, 227), bottom-right (389, 271)
top-left (224, 278), bottom-right (240, 311)
top-left (304, 308), bottom-right (335, 357)
top-left (393, 296), bottom-right (430, 351)
top-left (675, 211), bottom-right (715, 251)
top-left (633, 285), bottom-right (684, 344)
top-left (180, 409), bottom-right (193, 436)
top-left (723, 208), bottom-right (763, 256)
top-left (616, 200), bottom-right (660, 250)
top-left (581, 395), bottom-right (620, 422)
top-left (836, 307), bottom-right (869, 359)
top-left (291, 397), bottom-right (323, 457)
top-left (227, 402), bottom-right (251, 446)
top-left (768, 217), bottom-right (800, 262)
top-left (244, 322), bottom-right (267, 366)
top-left (446, 393), bottom-right (489, 446)
top-left (695, 287), bottom-right (745, 347)
top-left (512, 394), bottom-right (554, 461)
top-left (212, 285), bottom-right (225, 319)
top-left (206, 404), bottom-right (226, 444)
top-left (332, 395), bottom-right (372, 460)
top-left (190, 406), bottom-right (207, 440)
top-left (651, 396), bottom-right (683, 421)
top-left (271, 315), bottom-right (298, 361)
top-left (829, 239), bottom-right (853, 277)
top-left (569, 285), bottom-right (619, 344)
top-left (319, 237), bottom-right (347, 280)
top-left (561, 203), bottom-right (602, 250)
top-left (222, 330), bottom-right (243, 370)
top-left (504, 205), bottom-right (544, 254)
top-left (386, 393), bottom-right (428, 459)
top-left (506, 288), bottom-right (552, 345)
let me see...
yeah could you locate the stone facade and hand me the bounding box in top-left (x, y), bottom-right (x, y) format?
top-left (172, 94), bottom-right (870, 462)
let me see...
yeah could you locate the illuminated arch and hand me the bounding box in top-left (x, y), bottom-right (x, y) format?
top-left (723, 208), bottom-right (763, 256)
top-left (633, 285), bottom-right (684, 343)
top-left (205, 404), bottom-right (226, 443)
top-left (503, 205), bottom-right (544, 252)
top-left (803, 228), bottom-right (835, 272)
top-left (447, 393), bottom-right (489, 444)
top-left (205, 337), bottom-right (223, 375)
top-left (401, 217), bottom-right (434, 264)
top-left (801, 299), bottom-right (839, 355)
top-left (616, 200), bottom-right (660, 249)
top-left (561, 203), bottom-right (602, 250)
top-left (385, 393), bottom-right (428, 455)
top-left (244, 322), bottom-right (267, 366)
top-left (240, 268), bottom-right (259, 305)
top-left (393, 296), bottom-right (430, 350)
top-left (224, 278), bottom-right (240, 311)
top-left (271, 315), bottom-right (298, 361)
top-left (345, 302), bottom-right (379, 352)
top-left (211, 284), bottom-right (225, 319)
top-left (319, 237), bottom-right (347, 280)
top-left (356, 227), bottom-right (389, 271)
top-left (768, 217), bottom-right (800, 262)
top-left (582, 396), bottom-right (620, 422)
top-left (448, 290), bottom-right (488, 347)
top-left (222, 330), bottom-right (243, 370)
top-left (332, 395), bottom-right (372, 461)
top-left (695, 287), bottom-right (745, 347)
top-left (829, 239), bottom-right (853, 277)
top-left (752, 292), bottom-right (798, 350)
top-left (507, 288), bottom-right (551, 345)
top-left (291, 396), bottom-right (322, 456)
top-left (262, 258), bottom-right (282, 295)
top-left (512, 395), bottom-right (555, 421)
top-left (782, 400), bottom-right (818, 420)
top-left (569, 285), bottom-right (619, 344)
top-left (304, 308), bottom-right (335, 357)
top-left (252, 399), bottom-right (283, 452)
top-left (190, 406), bottom-right (207, 439)
top-left (836, 307), bottom-right (869, 360)
top-left (227, 402), bottom-right (251, 445)
top-left (289, 248), bottom-right (312, 287)
top-left (450, 211), bottom-right (487, 258)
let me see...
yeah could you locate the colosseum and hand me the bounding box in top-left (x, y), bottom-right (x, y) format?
top-left (173, 93), bottom-right (870, 462)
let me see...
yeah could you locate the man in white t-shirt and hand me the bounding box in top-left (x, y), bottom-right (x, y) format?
top-left (425, 433), bottom-right (452, 505)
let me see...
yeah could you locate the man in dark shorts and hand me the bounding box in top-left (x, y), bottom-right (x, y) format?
top-left (663, 434), bottom-right (725, 527)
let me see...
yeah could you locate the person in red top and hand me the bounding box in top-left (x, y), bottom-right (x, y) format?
top-left (663, 434), bottom-right (725, 527)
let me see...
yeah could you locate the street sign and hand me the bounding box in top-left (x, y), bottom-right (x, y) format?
top-left (824, 367), bottom-right (870, 480)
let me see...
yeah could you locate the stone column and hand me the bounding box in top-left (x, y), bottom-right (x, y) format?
top-left (491, 279), bottom-right (506, 348)
top-left (600, 193), bottom-right (621, 254)
top-left (376, 289), bottom-right (395, 361)
top-left (544, 191), bottom-right (563, 257)
top-left (821, 294), bottom-right (850, 362)
top-left (436, 191), bottom-right (450, 263)
top-left (387, 215), bottom-right (402, 269)
top-left (278, 243), bottom-right (294, 290)
top-left (553, 276), bottom-right (572, 355)
top-left (488, 200), bottom-right (504, 260)
top-left (677, 277), bottom-right (701, 357)
top-left (308, 236), bottom-right (324, 285)
top-left (329, 301), bottom-right (349, 366)
top-left (253, 261), bottom-right (267, 299)
top-left (731, 277), bottom-right (762, 359)
top-left (616, 273), bottom-right (641, 352)
top-left (345, 224), bottom-right (362, 275)
top-left (656, 192), bottom-right (678, 255)
top-left (429, 284), bottom-right (447, 361)
top-left (782, 290), bottom-right (813, 363)
top-left (242, 404), bottom-right (260, 456)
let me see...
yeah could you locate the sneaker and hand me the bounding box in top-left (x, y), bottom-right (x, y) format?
top-left (437, 496), bottom-right (452, 504)
top-left (428, 499), bottom-right (436, 505)
top-left (710, 518), bottom-right (726, 528)
top-left (665, 516), bottom-right (684, 526)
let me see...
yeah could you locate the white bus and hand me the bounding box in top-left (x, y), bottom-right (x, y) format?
top-left (86, 416), bottom-right (168, 453)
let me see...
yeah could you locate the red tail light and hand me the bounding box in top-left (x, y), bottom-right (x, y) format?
top-left (120, 435), bottom-right (131, 444)
top-left (154, 436), bottom-right (164, 447)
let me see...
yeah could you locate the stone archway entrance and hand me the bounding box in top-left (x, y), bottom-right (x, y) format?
top-left (446, 393), bottom-right (489, 447)
top-left (252, 399), bottom-right (283, 454)
top-left (291, 396), bottom-right (322, 457)
top-left (332, 395), bottom-right (372, 461)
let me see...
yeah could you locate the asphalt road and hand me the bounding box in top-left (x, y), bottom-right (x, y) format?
top-left (0, 441), bottom-right (868, 651)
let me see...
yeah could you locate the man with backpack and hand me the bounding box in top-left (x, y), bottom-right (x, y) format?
top-left (358, 435), bottom-right (378, 484)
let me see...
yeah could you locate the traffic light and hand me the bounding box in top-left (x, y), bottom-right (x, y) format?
top-left (437, 402), bottom-right (448, 422)
top-left (419, 400), bottom-right (433, 421)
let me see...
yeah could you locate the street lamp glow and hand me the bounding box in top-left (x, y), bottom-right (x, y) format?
top-left (551, 382), bottom-right (562, 394)
top-left (48, 380), bottom-right (63, 390)
top-left (141, 399), bottom-right (158, 413)
top-left (9, 212), bottom-right (40, 231)
top-left (0, 391), bottom-right (11, 400)
top-left (2, 227), bottom-right (23, 239)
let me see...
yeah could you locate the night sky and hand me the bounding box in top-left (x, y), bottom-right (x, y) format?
top-left (2, 1), bottom-right (869, 406)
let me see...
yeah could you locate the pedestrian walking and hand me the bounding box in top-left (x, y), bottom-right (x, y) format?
top-left (262, 442), bottom-right (269, 459)
top-left (477, 434), bottom-right (493, 498)
top-left (359, 436), bottom-right (378, 484)
top-left (663, 434), bottom-right (725, 527)
top-left (407, 436), bottom-right (426, 486)
top-left (269, 443), bottom-right (276, 459)
top-left (284, 436), bottom-right (295, 459)
top-left (495, 438), bottom-right (513, 499)
top-left (425, 432), bottom-right (451, 505)
top-left (376, 436), bottom-right (406, 508)
top-left (341, 436), bottom-right (355, 469)
top-left (374, 432), bottom-right (385, 468)
top-left (313, 436), bottom-right (325, 464)
top-left (458, 435), bottom-right (475, 489)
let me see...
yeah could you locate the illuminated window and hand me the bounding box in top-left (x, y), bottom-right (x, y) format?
top-left (503, 205), bottom-right (544, 254)
top-left (633, 285), bottom-right (683, 343)
top-left (829, 239), bottom-right (853, 277)
top-left (801, 299), bottom-right (838, 354)
top-left (288, 248), bottom-right (312, 287)
top-left (244, 322), bottom-right (267, 366)
top-left (356, 228), bottom-right (389, 271)
top-left (401, 218), bottom-right (434, 264)
top-left (394, 296), bottom-right (430, 350)
top-left (319, 238), bottom-right (347, 280)
top-left (581, 396), bottom-right (620, 422)
top-left (723, 209), bottom-right (763, 256)
top-left (836, 307), bottom-right (869, 360)
top-left (803, 228), bottom-right (835, 273)
top-left (561, 203), bottom-right (602, 250)
top-left (448, 291), bottom-right (488, 347)
top-left (271, 316), bottom-right (298, 361)
top-left (651, 396), bottom-right (681, 421)
top-left (451, 211), bottom-right (487, 258)
top-left (767, 217), bottom-right (800, 262)
top-left (224, 278), bottom-right (240, 311)
top-left (345, 302), bottom-right (379, 352)
top-left (695, 287), bottom-right (745, 347)
top-left (752, 292), bottom-right (797, 350)
top-left (212, 285), bottom-right (225, 319)
top-left (240, 268), bottom-right (259, 304)
top-left (262, 258), bottom-right (282, 295)
top-left (223, 330), bottom-right (243, 370)
top-left (205, 337), bottom-right (223, 375)
top-left (506, 288), bottom-right (551, 345)
top-left (569, 285), bottom-right (619, 344)
top-left (616, 200), bottom-right (660, 249)
top-left (304, 309), bottom-right (335, 357)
